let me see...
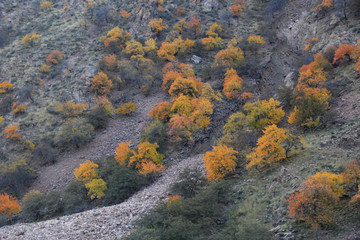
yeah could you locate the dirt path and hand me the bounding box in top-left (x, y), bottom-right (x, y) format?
top-left (0, 154), bottom-right (205, 239)
top-left (32, 91), bottom-right (168, 193)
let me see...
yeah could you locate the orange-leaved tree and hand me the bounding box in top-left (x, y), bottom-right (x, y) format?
top-left (189, 16), bottom-right (201, 36)
top-left (149, 101), bottom-right (173, 122)
top-left (288, 171), bottom-right (344, 227)
top-left (0, 81), bottom-right (14, 93)
top-left (3, 125), bottom-right (21, 140)
top-left (91, 72), bottom-right (113, 95)
top-left (104, 27), bottom-right (132, 51)
top-left (120, 10), bottom-right (131, 19)
top-left (203, 145), bottom-right (238, 180)
top-left (115, 141), bottom-right (132, 165)
top-left (230, 0), bottom-right (246, 16)
top-left (223, 68), bottom-right (243, 99)
top-left (46, 50), bottom-right (65, 65)
top-left (0, 193), bottom-right (22, 217)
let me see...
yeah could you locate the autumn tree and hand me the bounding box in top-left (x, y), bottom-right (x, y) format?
top-left (223, 68), bottom-right (243, 99)
top-left (288, 172), bottom-right (344, 227)
top-left (247, 35), bottom-right (265, 50)
top-left (116, 102), bottom-right (138, 115)
top-left (21, 32), bottom-right (40, 46)
top-left (3, 125), bottom-right (21, 140)
top-left (246, 124), bottom-right (290, 169)
top-left (289, 53), bottom-right (331, 128)
top-left (115, 141), bottom-right (132, 165)
top-left (46, 50), bottom-right (65, 65)
top-left (342, 160), bottom-right (360, 193)
top-left (0, 193), bottom-right (22, 217)
top-left (172, 19), bottom-right (189, 35)
top-left (124, 39), bottom-right (144, 56)
top-left (120, 10), bottom-right (131, 19)
top-left (129, 141), bottom-right (165, 174)
top-left (74, 160), bottom-right (99, 182)
top-left (202, 36), bottom-right (222, 50)
top-left (168, 77), bottom-right (201, 98)
top-left (57, 101), bottom-right (88, 117)
top-left (304, 38), bottom-right (319, 51)
top-left (11, 102), bottom-right (26, 115)
top-left (0, 81), bottom-right (14, 93)
top-left (230, 0), bottom-right (246, 16)
top-left (149, 18), bottom-right (168, 36)
top-left (104, 27), bottom-right (132, 51)
top-left (206, 23), bottom-right (223, 37)
top-left (39, 64), bottom-right (51, 73)
top-left (149, 101), bottom-right (173, 122)
top-left (312, 0), bottom-right (333, 12)
top-left (91, 72), bottom-right (113, 95)
top-left (213, 46), bottom-right (244, 69)
top-left (244, 98), bottom-right (285, 129)
top-left (41, 1), bottom-right (53, 10)
top-left (203, 145), bottom-right (238, 180)
top-left (168, 114), bottom-right (193, 142)
top-left (157, 37), bottom-right (195, 60)
top-left (85, 179), bottom-right (107, 200)
top-left (189, 16), bottom-right (201, 36)
top-left (101, 54), bottom-right (118, 71)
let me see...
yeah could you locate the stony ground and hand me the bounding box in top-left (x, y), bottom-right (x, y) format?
top-left (31, 91), bottom-right (168, 193)
top-left (0, 154), bottom-right (205, 239)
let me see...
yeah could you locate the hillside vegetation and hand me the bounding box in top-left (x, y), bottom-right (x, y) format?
top-left (0, 0), bottom-right (360, 239)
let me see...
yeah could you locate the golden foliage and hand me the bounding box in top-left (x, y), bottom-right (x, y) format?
top-left (85, 179), bottom-right (107, 200)
top-left (0, 81), bottom-right (14, 93)
top-left (57, 101), bottom-right (88, 117)
top-left (104, 27), bottom-right (132, 50)
top-left (74, 160), bottom-right (99, 183)
top-left (202, 36), bottom-right (222, 50)
top-left (214, 46), bottom-right (244, 68)
top-left (91, 72), bottom-right (113, 95)
top-left (144, 38), bottom-right (157, 52)
top-left (41, 1), bottom-right (53, 9)
top-left (203, 145), bottom-right (238, 180)
top-left (21, 32), bottom-right (40, 46)
top-left (115, 141), bottom-right (132, 165)
top-left (157, 37), bottom-right (195, 60)
top-left (129, 141), bottom-right (165, 174)
top-left (244, 98), bottom-right (285, 129)
top-left (39, 64), bottom-right (51, 73)
top-left (149, 18), bottom-right (168, 35)
top-left (124, 40), bottom-right (144, 56)
top-left (223, 68), bottom-right (243, 99)
top-left (247, 35), bottom-right (265, 44)
top-left (116, 102), bottom-right (138, 115)
top-left (167, 195), bottom-right (182, 208)
top-left (206, 23), bottom-right (222, 37)
top-left (11, 102), bottom-right (26, 115)
top-left (246, 124), bottom-right (289, 169)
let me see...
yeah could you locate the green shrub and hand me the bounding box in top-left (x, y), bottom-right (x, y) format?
top-left (54, 118), bottom-right (95, 149)
top-left (0, 160), bottom-right (36, 197)
top-left (170, 167), bottom-right (207, 198)
top-left (141, 120), bottom-right (168, 152)
top-left (63, 181), bottom-right (90, 214)
top-left (99, 158), bottom-right (147, 204)
top-left (21, 191), bottom-right (64, 222)
top-left (127, 181), bottom-right (231, 240)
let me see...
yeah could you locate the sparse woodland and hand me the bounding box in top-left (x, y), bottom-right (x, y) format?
top-left (0, 0), bottom-right (360, 239)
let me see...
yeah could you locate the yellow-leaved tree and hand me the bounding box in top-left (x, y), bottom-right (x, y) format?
top-left (203, 145), bottom-right (238, 180)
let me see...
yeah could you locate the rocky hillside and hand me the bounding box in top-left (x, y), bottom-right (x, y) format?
top-left (0, 0), bottom-right (360, 239)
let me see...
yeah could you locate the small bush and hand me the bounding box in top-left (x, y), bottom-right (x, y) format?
top-left (63, 181), bottom-right (90, 214)
top-left (32, 143), bottom-right (58, 166)
top-left (141, 120), bottom-right (168, 152)
top-left (54, 118), bottom-right (95, 149)
top-left (170, 167), bottom-right (207, 198)
top-left (116, 102), bottom-right (138, 115)
top-left (0, 160), bottom-right (36, 197)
